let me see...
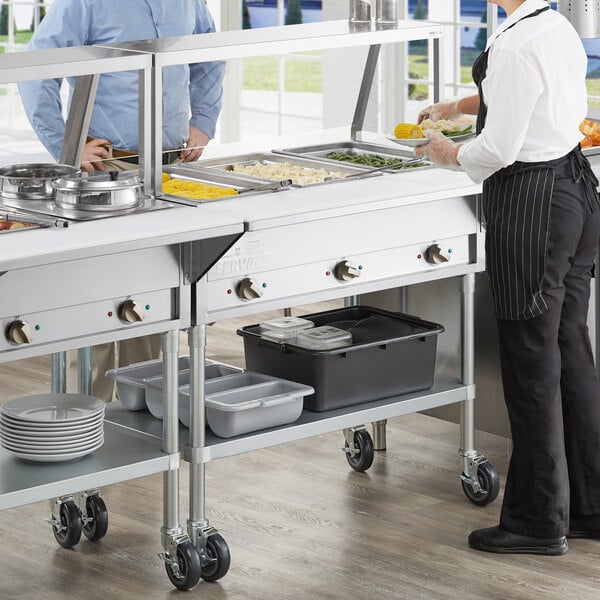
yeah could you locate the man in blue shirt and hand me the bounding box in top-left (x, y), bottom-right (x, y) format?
top-left (19, 0), bottom-right (225, 171)
top-left (18, 0), bottom-right (225, 401)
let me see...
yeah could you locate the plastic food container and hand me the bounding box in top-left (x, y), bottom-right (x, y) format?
top-left (105, 356), bottom-right (191, 410)
top-left (238, 306), bottom-right (444, 412)
top-left (175, 371), bottom-right (313, 436)
top-left (294, 326), bottom-right (352, 350)
top-left (259, 316), bottom-right (314, 343)
top-left (144, 362), bottom-right (243, 423)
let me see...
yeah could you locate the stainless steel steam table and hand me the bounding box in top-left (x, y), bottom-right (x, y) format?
top-left (99, 19), bottom-right (500, 589)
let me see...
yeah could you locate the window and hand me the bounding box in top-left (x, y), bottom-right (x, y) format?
top-left (238, 1), bottom-right (324, 140)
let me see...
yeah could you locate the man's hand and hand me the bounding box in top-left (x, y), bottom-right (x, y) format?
top-left (81, 138), bottom-right (111, 172)
top-left (181, 126), bottom-right (210, 162)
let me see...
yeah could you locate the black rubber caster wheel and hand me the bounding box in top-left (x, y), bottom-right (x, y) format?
top-left (82, 495), bottom-right (109, 542)
top-left (52, 500), bottom-right (83, 549)
top-left (461, 461), bottom-right (500, 506)
top-left (165, 541), bottom-right (202, 591)
top-left (345, 429), bottom-right (374, 472)
top-left (201, 533), bottom-right (231, 582)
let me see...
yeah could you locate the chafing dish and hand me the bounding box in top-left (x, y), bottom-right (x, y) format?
top-left (0, 163), bottom-right (78, 200)
top-left (53, 171), bottom-right (143, 211)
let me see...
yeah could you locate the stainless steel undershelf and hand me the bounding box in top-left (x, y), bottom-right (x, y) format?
top-left (105, 375), bottom-right (472, 462)
top-left (0, 422), bottom-right (171, 510)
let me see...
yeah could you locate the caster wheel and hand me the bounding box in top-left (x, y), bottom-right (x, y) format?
top-left (165, 541), bottom-right (202, 591)
top-left (461, 461), bottom-right (500, 506)
top-left (82, 495), bottom-right (109, 542)
top-left (52, 500), bottom-right (83, 549)
top-left (345, 429), bottom-right (374, 472)
top-left (201, 533), bottom-right (231, 582)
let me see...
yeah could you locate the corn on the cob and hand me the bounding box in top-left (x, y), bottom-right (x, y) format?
top-left (393, 123), bottom-right (424, 139)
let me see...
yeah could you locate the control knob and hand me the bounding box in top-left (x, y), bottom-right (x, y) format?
top-left (334, 260), bottom-right (361, 282)
top-left (425, 244), bottom-right (450, 265)
top-left (7, 320), bottom-right (33, 345)
top-left (119, 299), bottom-right (145, 323)
top-left (237, 277), bottom-right (263, 300)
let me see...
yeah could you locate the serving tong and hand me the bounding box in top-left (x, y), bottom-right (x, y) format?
top-left (326, 157), bottom-right (430, 181)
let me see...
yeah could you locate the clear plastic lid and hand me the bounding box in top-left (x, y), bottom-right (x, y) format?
top-left (294, 326), bottom-right (352, 350)
top-left (259, 316), bottom-right (314, 333)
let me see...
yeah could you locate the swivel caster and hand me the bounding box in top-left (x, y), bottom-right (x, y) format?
top-left (82, 494), bottom-right (109, 542)
top-left (165, 540), bottom-right (202, 591)
top-left (344, 428), bottom-right (374, 472)
top-left (461, 461), bottom-right (500, 506)
top-left (52, 500), bottom-right (82, 549)
top-left (200, 533), bottom-right (231, 582)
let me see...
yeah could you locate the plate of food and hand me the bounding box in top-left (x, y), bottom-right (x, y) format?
top-left (386, 120), bottom-right (474, 147)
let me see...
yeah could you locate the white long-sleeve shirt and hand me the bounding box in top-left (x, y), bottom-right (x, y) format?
top-left (457, 0), bottom-right (588, 184)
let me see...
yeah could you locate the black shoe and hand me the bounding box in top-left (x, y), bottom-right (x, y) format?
top-left (569, 515), bottom-right (600, 539)
top-left (468, 526), bottom-right (568, 555)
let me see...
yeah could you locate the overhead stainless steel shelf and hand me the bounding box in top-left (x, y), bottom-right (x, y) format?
top-left (0, 46), bottom-right (152, 84)
top-left (0, 422), bottom-right (171, 510)
top-left (105, 19), bottom-right (444, 65)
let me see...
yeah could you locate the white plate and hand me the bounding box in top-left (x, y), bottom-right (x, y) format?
top-left (1, 413), bottom-right (104, 432)
top-left (385, 133), bottom-right (430, 147)
top-left (0, 394), bottom-right (106, 425)
top-left (385, 130), bottom-right (475, 147)
top-left (1, 440), bottom-right (104, 463)
top-left (0, 427), bottom-right (104, 444)
top-left (1, 434), bottom-right (104, 453)
top-left (1, 393), bottom-right (105, 424)
top-left (0, 427), bottom-right (103, 445)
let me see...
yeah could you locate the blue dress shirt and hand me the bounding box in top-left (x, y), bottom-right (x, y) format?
top-left (18, 0), bottom-right (225, 160)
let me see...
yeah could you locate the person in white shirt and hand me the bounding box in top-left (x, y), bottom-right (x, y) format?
top-left (417, 0), bottom-right (600, 555)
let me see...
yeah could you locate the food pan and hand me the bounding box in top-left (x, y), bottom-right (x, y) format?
top-left (161, 165), bottom-right (291, 204)
top-left (177, 371), bottom-right (314, 437)
top-left (273, 141), bottom-right (432, 171)
top-left (106, 356), bottom-right (192, 411)
top-left (193, 152), bottom-right (367, 187)
top-left (144, 362), bottom-right (243, 425)
top-left (0, 214), bottom-right (39, 233)
top-left (0, 209), bottom-right (68, 232)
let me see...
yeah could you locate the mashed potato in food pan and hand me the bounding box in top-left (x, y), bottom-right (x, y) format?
top-left (230, 162), bottom-right (345, 185)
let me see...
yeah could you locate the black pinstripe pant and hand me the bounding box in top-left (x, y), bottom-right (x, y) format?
top-left (491, 155), bottom-right (600, 538)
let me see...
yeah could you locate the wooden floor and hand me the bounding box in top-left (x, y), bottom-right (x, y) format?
top-left (1, 305), bottom-right (600, 600)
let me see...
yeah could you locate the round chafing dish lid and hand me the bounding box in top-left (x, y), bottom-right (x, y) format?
top-left (53, 171), bottom-right (141, 191)
top-left (0, 163), bottom-right (78, 180)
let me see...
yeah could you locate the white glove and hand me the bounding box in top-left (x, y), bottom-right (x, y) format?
top-left (417, 98), bottom-right (462, 124)
top-left (415, 131), bottom-right (462, 171)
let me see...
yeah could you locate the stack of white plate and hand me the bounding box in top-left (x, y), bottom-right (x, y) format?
top-left (0, 393), bottom-right (105, 462)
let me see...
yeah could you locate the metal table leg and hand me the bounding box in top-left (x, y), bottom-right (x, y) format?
top-left (160, 329), bottom-right (201, 590)
top-left (78, 347), bottom-right (93, 395)
top-left (458, 273), bottom-right (499, 505)
top-left (188, 324), bottom-right (231, 583)
top-left (51, 352), bottom-right (67, 394)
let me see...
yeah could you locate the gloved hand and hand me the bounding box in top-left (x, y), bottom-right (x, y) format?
top-left (417, 98), bottom-right (461, 124)
top-left (415, 131), bottom-right (462, 171)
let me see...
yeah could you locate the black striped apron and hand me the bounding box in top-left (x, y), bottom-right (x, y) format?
top-left (473, 5), bottom-right (560, 320)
